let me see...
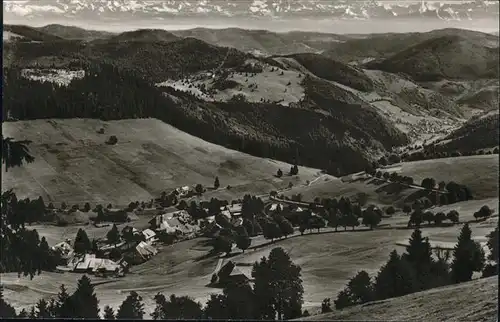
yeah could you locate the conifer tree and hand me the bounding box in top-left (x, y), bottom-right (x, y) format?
top-left (0, 286), bottom-right (17, 318)
top-left (74, 228), bottom-right (92, 254)
top-left (374, 250), bottom-right (416, 300)
top-left (451, 224), bottom-right (485, 283)
top-left (214, 176), bottom-right (220, 189)
top-left (107, 224), bottom-right (120, 246)
top-left (71, 275), bottom-right (100, 318)
top-left (56, 284), bottom-right (73, 318)
top-left (18, 308), bottom-right (28, 318)
top-left (403, 229), bottom-right (434, 290)
top-left (103, 305), bottom-right (116, 320)
top-left (35, 298), bottom-right (50, 318)
top-left (116, 291), bottom-right (145, 319)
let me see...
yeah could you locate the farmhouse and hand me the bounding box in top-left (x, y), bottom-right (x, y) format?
top-left (124, 241), bottom-right (158, 265)
top-left (141, 228), bottom-right (157, 244)
top-left (69, 254), bottom-right (123, 275)
top-left (175, 186), bottom-right (191, 197)
top-left (268, 203), bottom-right (284, 213)
top-left (51, 241), bottom-right (74, 259)
top-left (216, 261), bottom-right (250, 286)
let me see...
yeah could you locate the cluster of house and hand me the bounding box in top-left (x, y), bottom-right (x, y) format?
top-left (52, 227), bottom-right (160, 277)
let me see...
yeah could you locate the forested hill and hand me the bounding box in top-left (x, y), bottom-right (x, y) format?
top-left (3, 64), bottom-right (407, 176)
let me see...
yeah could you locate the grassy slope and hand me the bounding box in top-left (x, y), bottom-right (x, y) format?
top-left (383, 155), bottom-right (499, 200)
top-left (283, 155), bottom-right (498, 208)
top-left (301, 276), bottom-right (497, 321)
top-left (1, 118), bottom-right (325, 206)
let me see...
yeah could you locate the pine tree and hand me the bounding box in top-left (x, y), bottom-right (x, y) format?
top-left (334, 289), bottom-right (351, 310)
top-left (450, 224), bottom-right (485, 283)
top-left (74, 228), bottom-right (92, 254)
top-left (71, 275), bottom-right (100, 318)
top-left (374, 250), bottom-right (417, 300)
top-left (151, 294), bottom-right (202, 320)
top-left (103, 305), bottom-right (116, 319)
top-left (0, 286), bottom-right (17, 318)
top-left (116, 291), bottom-right (145, 319)
top-left (403, 229), bottom-right (434, 290)
top-left (29, 306), bottom-right (36, 319)
top-left (18, 308), bottom-right (28, 318)
top-left (56, 284), bottom-right (73, 318)
top-left (214, 176), bottom-right (220, 189)
top-left (346, 271), bottom-right (374, 305)
top-left (107, 224), bottom-right (121, 246)
top-left (35, 298), bottom-right (50, 318)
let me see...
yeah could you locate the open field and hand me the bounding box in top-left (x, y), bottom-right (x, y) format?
top-left (382, 155), bottom-right (499, 200)
top-left (2, 118), bottom-right (327, 206)
top-left (284, 155), bottom-right (498, 207)
top-left (301, 276), bottom-right (497, 321)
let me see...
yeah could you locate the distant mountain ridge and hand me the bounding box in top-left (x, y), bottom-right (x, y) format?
top-left (3, 0), bottom-right (499, 21)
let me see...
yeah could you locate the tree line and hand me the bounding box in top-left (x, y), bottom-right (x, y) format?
top-left (324, 224), bottom-right (496, 312)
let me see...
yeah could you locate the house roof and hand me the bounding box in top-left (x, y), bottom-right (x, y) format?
top-left (227, 204), bottom-right (242, 213)
top-left (221, 210), bottom-right (232, 219)
top-left (269, 203), bottom-right (284, 212)
top-left (136, 241), bottom-right (158, 258)
top-left (142, 229), bottom-right (156, 239)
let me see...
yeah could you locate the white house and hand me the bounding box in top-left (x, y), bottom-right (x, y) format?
top-left (141, 229), bottom-right (157, 244)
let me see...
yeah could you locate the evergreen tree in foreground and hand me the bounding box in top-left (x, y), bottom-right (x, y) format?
top-left (374, 250), bottom-right (417, 300)
top-left (402, 229), bottom-right (434, 291)
top-left (103, 305), bottom-right (116, 320)
top-left (151, 294), bottom-right (203, 320)
top-left (116, 291), bottom-right (145, 319)
top-left (450, 224), bottom-right (485, 283)
top-left (0, 286), bottom-right (17, 318)
top-left (71, 275), bottom-right (100, 318)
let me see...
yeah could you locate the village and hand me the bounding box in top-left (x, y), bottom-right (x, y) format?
top-left (49, 184), bottom-right (250, 281)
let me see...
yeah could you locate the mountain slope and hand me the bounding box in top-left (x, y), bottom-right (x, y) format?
top-left (3, 36), bottom-right (250, 81)
top-left (282, 53), bottom-right (373, 92)
top-left (37, 24), bottom-right (114, 41)
top-left (3, 61), bottom-right (408, 176)
top-left (324, 28), bottom-right (499, 65)
top-left (102, 29), bottom-right (179, 43)
top-left (1, 118), bottom-right (325, 205)
top-left (3, 24), bottom-right (63, 42)
top-left (300, 276), bottom-right (497, 321)
top-left (434, 110), bottom-right (499, 153)
top-left (365, 34), bottom-right (499, 81)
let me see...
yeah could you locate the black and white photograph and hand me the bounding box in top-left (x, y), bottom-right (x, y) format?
top-left (1, 0), bottom-right (499, 320)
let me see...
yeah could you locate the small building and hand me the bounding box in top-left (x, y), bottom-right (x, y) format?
top-left (216, 261), bottom-right (250, 287)
top-left (141, 229), bottom-right (157, 243)
top-left (226, 204), bottom-right (242, 216)
top-left (175, 186), bottom-right (191, 197)
top-left (125, 241), bottom-right (158, 265)
top-left (231, 217), bottom-right (243, 227)
top-left (268, 203), bottom-right (284, 213)
top-left (51, 241), bottom-right (74, 259)
top-left (221, 210), bottom-right (232, 220)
